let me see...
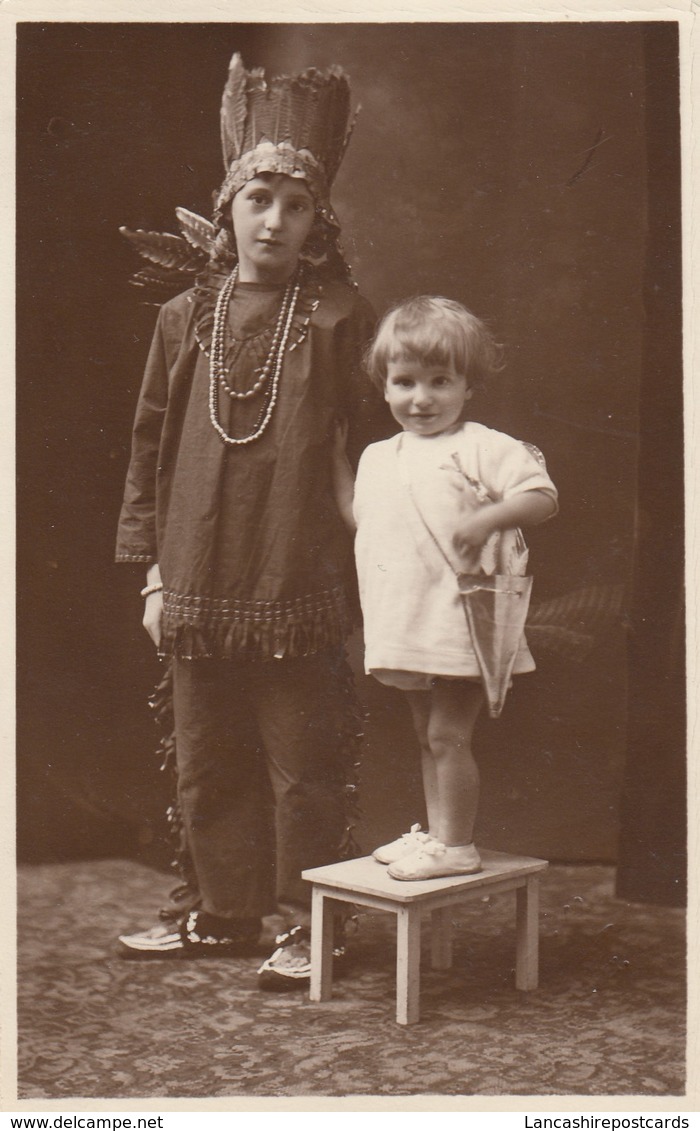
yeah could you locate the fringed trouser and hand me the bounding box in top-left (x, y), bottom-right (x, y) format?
top-left (172, 650), bottom-right (352, 923)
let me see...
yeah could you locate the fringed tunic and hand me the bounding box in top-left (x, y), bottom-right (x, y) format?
top-left (116, 266), bottom-right (378, 660)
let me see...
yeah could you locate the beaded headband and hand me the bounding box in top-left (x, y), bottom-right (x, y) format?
top-left (213, 54), bottom-right (358, 230)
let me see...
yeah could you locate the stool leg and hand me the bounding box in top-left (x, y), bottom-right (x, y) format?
top-left (515, 877), bottom-right (540, 990)
top-left (396, 907), bottom-right (422, 1025)
top-left (430, 906), bottom-right (453, 970)
top-left (309, 887), bottom-right (334, 1002)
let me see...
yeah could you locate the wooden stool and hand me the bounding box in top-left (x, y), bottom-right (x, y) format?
top-left (302, 848), bottom-right (547, 1025)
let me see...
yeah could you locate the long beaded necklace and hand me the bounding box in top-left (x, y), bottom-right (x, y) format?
top-left (208, 265), bottom-right (301, 446)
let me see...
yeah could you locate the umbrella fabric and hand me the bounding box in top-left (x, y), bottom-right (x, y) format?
top-left (458, 573), bottom-right (534, 718)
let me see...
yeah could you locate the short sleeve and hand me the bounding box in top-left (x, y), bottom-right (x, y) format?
top-left (469, 427), bottom-right (559, 513)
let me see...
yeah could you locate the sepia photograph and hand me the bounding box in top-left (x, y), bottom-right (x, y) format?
top-left (10, 11), bottom-right (691, 1106)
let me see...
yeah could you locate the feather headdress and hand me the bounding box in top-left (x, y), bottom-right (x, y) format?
top-left (214, 53), bottom-right (357, 230)
top-left (120, 54), bottom-right (358, 297)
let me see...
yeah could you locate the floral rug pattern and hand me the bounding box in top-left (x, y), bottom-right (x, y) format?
top-left (17, 859), bottom-right (685, 1099)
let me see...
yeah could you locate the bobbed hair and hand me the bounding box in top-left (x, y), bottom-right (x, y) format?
top-left (366, 295), bottom-right (503, 391)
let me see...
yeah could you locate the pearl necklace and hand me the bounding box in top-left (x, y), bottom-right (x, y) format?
top-left (208, 266), bottom-right (301, 446)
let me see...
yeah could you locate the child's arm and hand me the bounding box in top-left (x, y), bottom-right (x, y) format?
top-left (142, 562), bottom-right (163, 648)
top-left (332, 419), bottom-right (357, 532)
top-left (453, 489), bottom-right (556, 562)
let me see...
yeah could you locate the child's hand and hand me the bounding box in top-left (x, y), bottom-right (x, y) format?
top-left (331, 417), bottom-right (356, 532)
top-left (453, 490), bottom-right (555, 568)
top-left (143, 590), bottom-right (163, 648)
top-left (453, 508), bottom-right (497, 566)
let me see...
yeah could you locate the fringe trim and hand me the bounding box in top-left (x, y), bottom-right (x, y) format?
top-left (159, 591), bottom-right (354, 661)
top-left (147, 644), bottom-right (365, 920)
top-left (333, 647), bottom-right (365, 861)
top-left (148, 662), bottom-right (200, 923)
top-left (116, 553), bottom-right (156, 564)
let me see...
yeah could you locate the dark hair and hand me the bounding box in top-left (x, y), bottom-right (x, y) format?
top-left (366, 295), bottom-right (503, 390)
top-left (215, 173), bottom-right (353, 282)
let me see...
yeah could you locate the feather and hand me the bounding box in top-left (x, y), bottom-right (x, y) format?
top-left (251, 81), bottom-right (280, 146)
top-left (271, 73), bottom-right (285, 143)
top-left (327, 72), bottom-right (351, 174)
top-left (525, 583), bottom-right (626, 661)
top-left (311, 68), bottom-right (350, 183)
top-left (119, 226), bottom-right (203, 271)
top-left (129, 264), bottom-right (200, 292)
top-left (289, 72), bottom-right (311, 152)
top-left (281, 82), bottom-right (294, 144)
top-left (220, 53), bottom-right (249, 167)
top-left (246, 67), bottom-right (267, 146)
top-left (248, 66), bottom-right (266, 90)
top-left (175, 207), bottom-right (217, 254)
top-left (329, 103), bottom-right (360, 185)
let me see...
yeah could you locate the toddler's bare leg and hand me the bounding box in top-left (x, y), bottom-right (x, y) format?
top-left (424, 679), bottom-right (483, 846)
top-left (405, 690), bottom-right (438, 837)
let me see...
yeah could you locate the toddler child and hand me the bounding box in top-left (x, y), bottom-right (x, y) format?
top-left (334, 296), bottom-right (558, 881)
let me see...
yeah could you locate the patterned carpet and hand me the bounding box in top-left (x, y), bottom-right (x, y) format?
top-left (17, 858), bottom-right (686, 1100)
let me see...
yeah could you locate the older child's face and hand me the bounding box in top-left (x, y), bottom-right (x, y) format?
top-left (231, 174), bottom-right (315, 283)
top-left (384, 357), bottom-right (473, 436)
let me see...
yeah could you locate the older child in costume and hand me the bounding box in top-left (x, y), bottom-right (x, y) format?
top-left (116, 55), bottom-right (382, 989)
top-left (334, 296), bottom-right (558, 881)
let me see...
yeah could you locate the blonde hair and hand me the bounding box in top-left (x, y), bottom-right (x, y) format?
top-left (366, 295), bottom-right (503, 390)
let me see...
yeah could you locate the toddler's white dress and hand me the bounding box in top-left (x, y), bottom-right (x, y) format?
top-left (353, 421), bottom-right (558, 688)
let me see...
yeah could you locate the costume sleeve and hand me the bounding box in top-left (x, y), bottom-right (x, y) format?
top-left (115, 307), bottom-right (171, 563)
top-left (351, 443), bottom-right (376, 527)
top-left (334, 292), bottom-right (394, 468)
top-left (474, 428), bottom-right (559, 513)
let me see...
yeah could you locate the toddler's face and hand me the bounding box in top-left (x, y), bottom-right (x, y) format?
top-left (384, 356), bottom-right (472, 436)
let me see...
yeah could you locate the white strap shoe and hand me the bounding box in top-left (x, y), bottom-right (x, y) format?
top-left (388, 841), bottom-right (482, 881)
top-left (372, 823), bottom-right (435, 865)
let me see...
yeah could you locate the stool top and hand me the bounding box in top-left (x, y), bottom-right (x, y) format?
top-left (302, 849), bottom-right (548, 903)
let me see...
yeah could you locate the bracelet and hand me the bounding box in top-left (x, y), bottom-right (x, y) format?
top-left (140, 583), bottom-right (163, 598)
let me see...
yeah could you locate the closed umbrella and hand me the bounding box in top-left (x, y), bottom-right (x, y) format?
top-left (458, 572), bottom-right (533, 718)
